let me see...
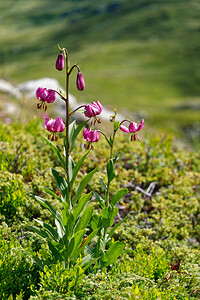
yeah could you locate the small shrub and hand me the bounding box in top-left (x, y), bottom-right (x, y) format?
top-left (0, 226), bottom-right (39, 300)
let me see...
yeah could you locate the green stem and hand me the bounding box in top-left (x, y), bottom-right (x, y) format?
top-left (69, 104), bottom-right (87, 117)
top-left (110, 130), bottom-right (116, 159)
top-left (64, 49), bottom-right (71, 204)
top-left (105, 184), bottom-right (110, 207)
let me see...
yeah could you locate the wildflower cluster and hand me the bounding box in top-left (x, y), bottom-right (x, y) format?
top-left (31, 46), bottom-right (144, 272)
top-left (35, 48), bottom-right (143, 145)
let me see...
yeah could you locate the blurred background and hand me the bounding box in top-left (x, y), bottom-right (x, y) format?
top-left (0, 0), bottom-right (199, 148)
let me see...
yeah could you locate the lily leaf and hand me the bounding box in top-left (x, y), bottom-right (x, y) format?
top-left (93, 191), bottom-right (105, 208)
top-left (69, 120), bottom-right (88, 152)
top-left (72, 168), bottom-right (97, 205)
top-left (107, 159), bottom-right (115, 185)
top-left (51, 168), bottom-right (69, 205)
top-left (104, 241), bottom-right (125, 267)
top-left (111, 188), bottom-right (128, 207)
top-left (108, 215), bottom-right (128, 238)
top-left (73, 192), bottom-right (92, 220)
top-left (41, 135), bottom-right (65, 170)
top-left (75, 205), bottom-right (94, 233)
top-left (70, 150), bottom-right (90, 189)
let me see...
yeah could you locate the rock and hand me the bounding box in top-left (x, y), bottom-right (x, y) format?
top-left (0, 79), bottom-right (22, 99)
top-left (55, 100), bottom-right (125, 124)
top-left (17, 77), bottom-right (77, 106)
top-left (1, 77), bottom-right (127, 124)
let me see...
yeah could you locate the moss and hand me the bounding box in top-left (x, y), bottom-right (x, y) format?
top-left (0, 120), bottom-right (199, 299)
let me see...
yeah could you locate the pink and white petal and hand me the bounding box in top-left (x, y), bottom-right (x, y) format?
top-left (137, 119), bottom-right (144, 132)
top-left (120, 125), bottom-right (130, 133)
top-left (129, 122), bottom-right (138, 133)
top-left (53, 118), bottom-right (65, 132)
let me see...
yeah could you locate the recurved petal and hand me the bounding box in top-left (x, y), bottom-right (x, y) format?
top-left (120, 125), bottom-right (130, 133)
top-left (53, 118), bottom-right (65, 132)
top-left (129, 122), bottom-right (138, 133)
top-left (44, 118), bottom-right (55, 132)
top-left (137, 119), bottom-right (144, 132)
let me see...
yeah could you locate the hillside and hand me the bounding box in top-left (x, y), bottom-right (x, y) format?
top-left (0, 0), bottom-right (199, 147)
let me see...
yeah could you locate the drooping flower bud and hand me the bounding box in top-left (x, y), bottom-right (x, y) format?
top-left (56, 52), bottom-right (64, 71)
top-left (76, 72), bottom-right (85, 91)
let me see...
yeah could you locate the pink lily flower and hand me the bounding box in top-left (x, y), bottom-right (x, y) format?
top-left (84, 101), bottom-right (103, 125)
top-left (83, 128), bottom-right (100, 142)
top-left (36, 87), bottom-right (56, 110)
top-left (120, 119), bottom-right (144, 141)
top-left (44, 117), bottom-right (65, 141)
top-left (83, 128), bottom-right (99, 149)
top-left (47, 89), bottom-right (56, 103)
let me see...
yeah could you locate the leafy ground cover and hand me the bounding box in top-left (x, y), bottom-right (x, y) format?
top-left (0, 0), bottom-right (200, 147)
top-left (0, 118), bottom-right (199, 299)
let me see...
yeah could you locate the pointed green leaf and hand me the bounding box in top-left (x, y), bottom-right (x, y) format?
top-left (68, 155), bottom-right (75, 182)
top-left (75, 205), bottom-right (94, 233)
top-left (68, 120), bottom-right (76, 148)
top-left (51, 168), bottom-right (69, 204)
top-left (72, 168), bottom-right (97, 205)
top-left (108, 215), bottom-right (128, 238)
top-left (73, 192), bottom-right (92, 220)
top-left (48, 241), bottom-right (64, 262)
top-left (68, 237), bottom-right (75, 258)
top-left (93, 191), bottom-right (105, 208)
top-left (65, 212), bottom-right (75, 239)
top-left (111, 188), bottom-right (128, 207)
top-left (27, 225), bottom-right (50, 240)
top-left (90, 214), bottom-right (100, 231)
top-left (104, 241), bottom-right (125, 267)
top-left (79, 228), bottom-right (99, 251)
top-left (70, 120), bottom-right (88, 152)
top-left (107, 159), bottom-right (115, 185)
top-left (113, 152), bottom-right (120, 163)
top-left (81, 254), bottom-right (98, 271)
top-left (114, 120), bottom-right (120, 131)
top-left (101, 207), bottom-right (109, 219)
top-left (35, 196), bottom-right (63, 229)
top-left (98, 174), bottom-right (107, 192)
top-left (101, 206), bottom-right (118, 231)
top-left (39, 186), bottom-right (63, 205)
top-left (55, 218), bottom-right (65, 239)
top-left (70, 150), bottom-right (90, 189)
top-left (34, 219), bottom-right (59, 242)
top-left (70, 229), bottom-right (86, 259)
top-left (41, 135), bottom-right (65, 169)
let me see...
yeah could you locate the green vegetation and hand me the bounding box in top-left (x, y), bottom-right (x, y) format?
top-left (0, 0), bottom-right (199, 146)
top-left (0, 119), bottom-right (199, 299)
top-left (0, 1), bottom-right (200, 297)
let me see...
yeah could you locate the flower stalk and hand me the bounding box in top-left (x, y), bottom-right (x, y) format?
top-left (64, 49), bottom-right (70, 196)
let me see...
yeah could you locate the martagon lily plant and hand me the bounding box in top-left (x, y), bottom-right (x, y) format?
top-left (29, 46), bottom-right (144, 271)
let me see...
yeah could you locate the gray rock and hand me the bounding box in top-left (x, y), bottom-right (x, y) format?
top-left (17, 77), bottom-right (77, 106)
top-left (0, 79), bottom-right (22, 99)
top-left (0, 77), bottom-right (126, 124)
top-left (55, 100), bottom-right (125, 123)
